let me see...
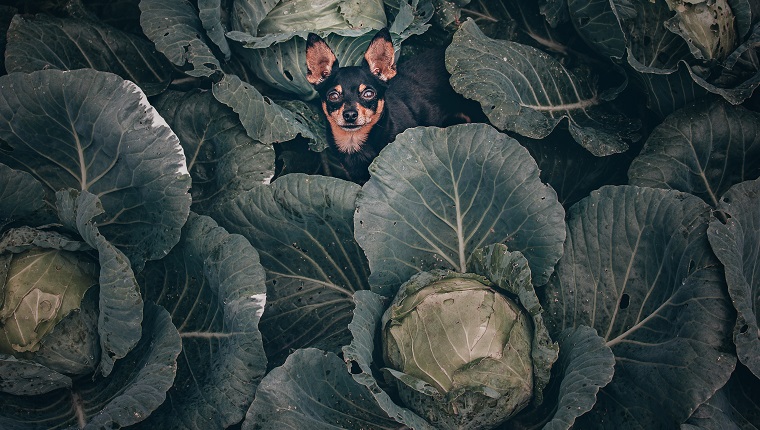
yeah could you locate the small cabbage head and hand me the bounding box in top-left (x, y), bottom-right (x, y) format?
top-left (381, 271), bottom-right (534, 429)
top-left (0, 247), bottom-right (100, 376)
top-left (664, 0), bottom-right (737, 61)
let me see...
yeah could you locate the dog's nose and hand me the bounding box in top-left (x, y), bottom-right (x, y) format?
top-left (343, 109), bottom-right (358, 123)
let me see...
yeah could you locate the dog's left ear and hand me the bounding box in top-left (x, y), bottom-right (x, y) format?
top-left (306, 33), bottom-right (338, 86)
top-left (364, 28), bottom-right (396, 82)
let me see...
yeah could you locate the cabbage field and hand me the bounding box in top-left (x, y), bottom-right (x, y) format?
top-left (0, 0), bottom-right (758, 429)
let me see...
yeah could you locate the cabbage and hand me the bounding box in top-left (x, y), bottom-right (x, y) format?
top-left (382, 273), bottom-right (534, 428)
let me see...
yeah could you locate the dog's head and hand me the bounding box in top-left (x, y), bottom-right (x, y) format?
top-left (305, 29), bottom-right (397, 154)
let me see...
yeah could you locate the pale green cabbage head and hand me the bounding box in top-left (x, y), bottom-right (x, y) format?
top-left (0, 247), bottom-right (100, 375)
top-left (381, 272), bottom-right (535, 429)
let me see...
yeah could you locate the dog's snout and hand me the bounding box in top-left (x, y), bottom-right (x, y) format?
top-left (343, 109), bottom-right (358, 123)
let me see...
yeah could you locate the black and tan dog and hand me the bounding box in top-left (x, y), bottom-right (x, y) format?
top-left (305, 28), bottom-right (481, 183)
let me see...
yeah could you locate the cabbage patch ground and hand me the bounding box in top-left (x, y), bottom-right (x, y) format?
top-left (0, 0), bottom-right (758, 429)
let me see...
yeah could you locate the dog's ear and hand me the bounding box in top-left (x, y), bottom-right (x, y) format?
top-left (364, 28), bottom-right (396, 82)
top-left (305, 33), bottom-right (338, 86)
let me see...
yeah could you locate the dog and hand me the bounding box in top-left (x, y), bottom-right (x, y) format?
top-left (305, 28), bottom-right (482, 183)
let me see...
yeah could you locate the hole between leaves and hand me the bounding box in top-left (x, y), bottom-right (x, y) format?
top-left (619, 293), bottom-right (630, 310)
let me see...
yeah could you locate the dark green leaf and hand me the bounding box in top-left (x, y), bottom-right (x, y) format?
top-left (242, 348), bottom-right (402, 430)
top-left (0, 356), bottom-right (71, 396)
top-left (429, 0), bottom-right (467, 29)
top-left (683, 363), bottom-right (760, 430)
top-left (152, 90), bottom-right (276, 213)
top-left (277, 99), bottom-right (329, 152)
top-left (198, 0), bottom-right (231, 60)
top-left (446, 20), bottom-right (639, 156)
top-left (543, 326), bottom-right (615, 430)
top-left (708, 178), bottom-right (760, 379)
top-left (138, 213), bottom-right (267, 429)
top-left (388, 0), bottom-right (433, 39)
top-left (212, 174), bottom-right (370, 366)
top-left (228, 0), bottom-right (290, 35)
top-left (341, 290), bottom-right (435, 429)
top-left (212, 73), bottom-right (317, 145)
top-left (543, 185), bottom-right (737, 429)
top-left (139, 0), bottom-right (221, 77)
top-left (355, 124), bottom-right (565, 296)
top-left (0, 6), bottom-right (17, 75)
top-left (627, 59), bottom-right (709, 119)
top-left (628, 99), bottom-right (760, 208)
top-left (5, 14), bottom-right (172, 96)
top-left (0, 69), bottom-right (192, 271)
top-left (608, 0), bottom-right (699, 115)
top-left (509, 325), bottom-right (615, 430)
top-left (567, 0), bottom-right (626, 59)
top-left (0, 164), bottom-right (45, 230)
top-left (80, 0), bottom-right (142, 33)
top-left (610, 0), bottom-right (692, 70)
top-left (56, 190), bottom-right (143, 377)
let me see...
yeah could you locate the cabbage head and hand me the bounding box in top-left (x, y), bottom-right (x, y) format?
top-left (380, 271), bottom-right (539, 429)
top-left (0, 245), bottom-right (100, 379)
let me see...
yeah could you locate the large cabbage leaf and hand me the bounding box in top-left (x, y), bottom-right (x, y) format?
top-left (56, 189), bottom-right (143, 376)
top-left (355, 123), bottom-right (565, 296)
top-left (152, 90), bottom-right (276, 213)
top-left (242, 348), bottom-right (404, 430)
top-left (212, 73), bottom-right (316, 145)
top-left (0, 302), bottom-right (181, 430)
top-left (683, 363), bottom-right (760, 429)
top-left (566, 0), bottom-right (626, 59)
top-left (0, 356), bottom-right (73, 396)
top-left (138, 213), bottom-right (267, 429)
top-left (5, 14), bottom-right (172, 96)
top-left (255, 0), bottom-right (386, 34)
top-left (543, 185), bottom-right (736, 429)
top-left (0, 69), bottom-right (191, 271)
top-left (212, 174), bottom-right (370, 366)
top-left (0, 164), bottom-right (46, 230)
top-left (628, 98), bottom-right (760, 207)
top-left (446, 20), bottom-right (640, 156)
top-left (508, 325), bottom-right (615, 430)
top-left (198, 0), bottom-right (232, 60)
top-left (708, 178), bottom-right (760, 379)
top-left (139, 0), bottom-right (221, 77)
top-left (565, 0), bottom-right (756, 117)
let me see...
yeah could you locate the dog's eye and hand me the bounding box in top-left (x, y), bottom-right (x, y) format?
top-left (361, 88), bottom-right (376, 100)
top-left (327, 90), bottom-right (342, 102)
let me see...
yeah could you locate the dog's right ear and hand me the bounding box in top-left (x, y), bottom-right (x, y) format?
top-left (305, 33), bottom-right (338, 86)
